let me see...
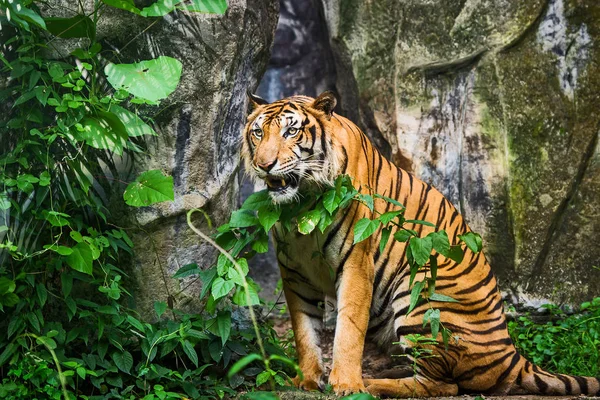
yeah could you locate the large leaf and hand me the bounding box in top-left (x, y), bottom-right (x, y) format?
top-left (65, 243), bottom-right (93, 275)
top-left (45, 15), bottom-right (95, 38)
top-left (110, 104), bottom-right (157, 137)
top-left (257, 206), bottom-right (281, 232)
top-left (458, 232), bottom-right (483, 253)
top-left (101, 0), bottom-right (141, 14)
top-left (123, 170), bottom-right (174, 206)
top-left (182, 340), bottom-right (199, 367)
top-left (297, 210), bottom-right (321, 235)
top-left (141, 0), bottom-right (184, 16)
top-left (76, 111), bottom-right (128, 155)
top-left (112, 351), bottom-right (133, 374)
top-left (178, 0), bottom-right (228, 14)
top-left (104, 56), bottom-right (183, 102)
top-left (408, 236), bottom-right (432, 267)
top-left (353, 218), bottom-right (379, 244)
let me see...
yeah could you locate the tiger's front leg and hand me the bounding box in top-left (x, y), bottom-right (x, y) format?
top-left (282, 279), bottom-right (325, 391)
top-left (329, 245), bottom-right (374, 395)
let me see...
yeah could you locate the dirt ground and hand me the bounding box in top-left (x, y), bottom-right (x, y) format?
top-left (270, 318), bottom-right (600, 400)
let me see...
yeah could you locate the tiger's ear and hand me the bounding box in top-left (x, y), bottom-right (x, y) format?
top-left (247, 90), bottom-right (268, 112)
top-left (311, 91), bottom-right (337, 119)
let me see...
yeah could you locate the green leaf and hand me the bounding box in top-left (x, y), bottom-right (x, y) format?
top-left (357, 193), bottom-right (374, 212)
top-left (61, 273), bottom-right (73, 298)
top-left (65, 243), bottom-right (93, 275)
top-left (430, 230), bottom-right (450, 256)
top-left (353, 218), bottom-right (380, 244)
top-left (229, 209), bottom-right (259, 228)
top-left (110, 104), bottom-right (157, 137)
top-left (405, 219), bottom-right (436, 227)
top-left (141, 0), bottom-right (184, 16)
top-left (36, 284), bottom-right (47, 307)
top-left (217, 254), bottom-right (231, 276)
top-left (252, 233), bottom-right (269, 253)
top-left (407, 280), bottom-right (425, 315)
top-left (112, 351), bottom-right (133, 374)
top-left (178, 0), bottom-right (228, 14)
top-left (241, 190), bottom-right (271, 210)
top-left (423, 308), bottom-right (441, 339)
top-left (429, 293), bottom-right (459, 303)
top-left (182, 340), bottom-right (199, 367)
top-left (76, 111), bottom-right (129, 155)
top-left (45, 15), bottom-right (95, 38)
top-left (458, 232), bottom-right (483, 253)
top-left (11, 4), bottom-right (46, 30)
top-left (172, 263), bottom-right (200, 279)
top-left (228, 353), bottom-right (262, 378)
top-left (0, 344), bottom-right (17, 366)
top-left (256, 370), bottom-right (271, 387)
top-left (446, 245), bottom-right (464, 263)
top-left (339, 394), bottom-right (378, 400)
top-left (322, 189), bottom-right (340, 214)
top-left (126, 315), bottom-right (145, 332)
top-left (232, 285), bottom-right (260, 306)
top-left (217, 311), bottom-right (231, 346)
top-left (408, 236), bottom-right (432, 267)
top-left (393, 229), bottom-right (412, 242)
top-left (212, 278), bottom-right (235, 300)
top-left (101, 0), bottom-right (141, 14)
top-left (258, 206), bottom-right (281, 232)
top-left (379, 210), bottom-right (403, 225)
top-left (374, 193), bottom-right (404, 208)
top-left (154, 301), bottom-right (168, 318)
top-left (0, 278), bottom-right (16, 295)
top-left (298, 210), bottom-right (321, 235)
top-left (104, 56), bottom-right (183, 102)
top-left (379, 227), bottom-right (391, 254)
top-left (123, 170), bottom-right (174, 206)
top-left (199, 268), bottom-right (217, 299)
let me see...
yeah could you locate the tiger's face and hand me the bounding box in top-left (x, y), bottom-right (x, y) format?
top-left (241, 92), bottom-right (339, 203)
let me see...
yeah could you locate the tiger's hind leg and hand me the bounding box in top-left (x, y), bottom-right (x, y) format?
top-left (364, 376), bottom-right (458, 398)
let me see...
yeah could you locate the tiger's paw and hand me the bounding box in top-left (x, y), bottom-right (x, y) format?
top-left (329, 371), bottom-right (366, 396)
top-left (292, 374), bottom-right (323, 391)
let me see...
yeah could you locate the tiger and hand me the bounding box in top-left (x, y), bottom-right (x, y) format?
top-left (240, 90), bottom-right (600, 397)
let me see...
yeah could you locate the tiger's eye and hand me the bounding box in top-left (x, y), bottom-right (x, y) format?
top-left (287, 127), bottom-right (298, 136)
top-left (252, 129), bottom-right (262, 139)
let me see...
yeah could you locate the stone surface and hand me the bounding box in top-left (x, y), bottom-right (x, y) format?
top-left (321, 0), bottom-right (600, 306)
top-left (90, 0), bottom-right (279, 319)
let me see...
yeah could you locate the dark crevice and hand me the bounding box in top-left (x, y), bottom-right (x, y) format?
top-left (529, 126), bottom-right (600, 280)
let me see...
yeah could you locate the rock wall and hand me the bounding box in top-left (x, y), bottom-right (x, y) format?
top-left (322, 0), bottom-right (600, 306)
top-left (95, 0), bottom-right (278, 319)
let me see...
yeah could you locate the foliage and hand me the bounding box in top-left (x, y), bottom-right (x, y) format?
top-left (0, 1), bottom-right (278, 399)
top-left (508, 298), bottom-right (600, 377)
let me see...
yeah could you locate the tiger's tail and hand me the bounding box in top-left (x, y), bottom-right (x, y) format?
top-left (511, 358), bottom-right (600, 396)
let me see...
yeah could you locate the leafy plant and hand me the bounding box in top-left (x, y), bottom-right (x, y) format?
top-left (0, 1), bottom-right (257, 399)
top-left (509, 298), bottom-right (600, 377)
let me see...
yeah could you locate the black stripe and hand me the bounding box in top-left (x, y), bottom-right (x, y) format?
top-left (340, 145), bottom-right (349, 174)
top-left (456, 350), bottom-right (514, 382)
top-left (455, 268), bottom-right (495, 295)
top-left (534, 373), bottom-right (549, 393)
top-left (487, 352), bottom-right (521, 393)
top-left (287, 287), bottom-right (321, 309)
top-left (557, 374), bottom-right (572, 394)
top-left (323, 204), bottom-right (358, 251)
top-left (573, 376), bottom-right (588, 394)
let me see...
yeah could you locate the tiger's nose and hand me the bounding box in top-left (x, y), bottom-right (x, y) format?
top-left (257, 160), bottom-right (276, 172)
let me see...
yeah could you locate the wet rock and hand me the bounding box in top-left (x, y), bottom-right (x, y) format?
top-left (92, 0), bottom-right (279, 319)
top-left (322, 0), bottom-right (600, 305)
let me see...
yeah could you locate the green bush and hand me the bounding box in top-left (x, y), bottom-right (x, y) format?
top-left (509, 297), bottom-right (600, 377)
